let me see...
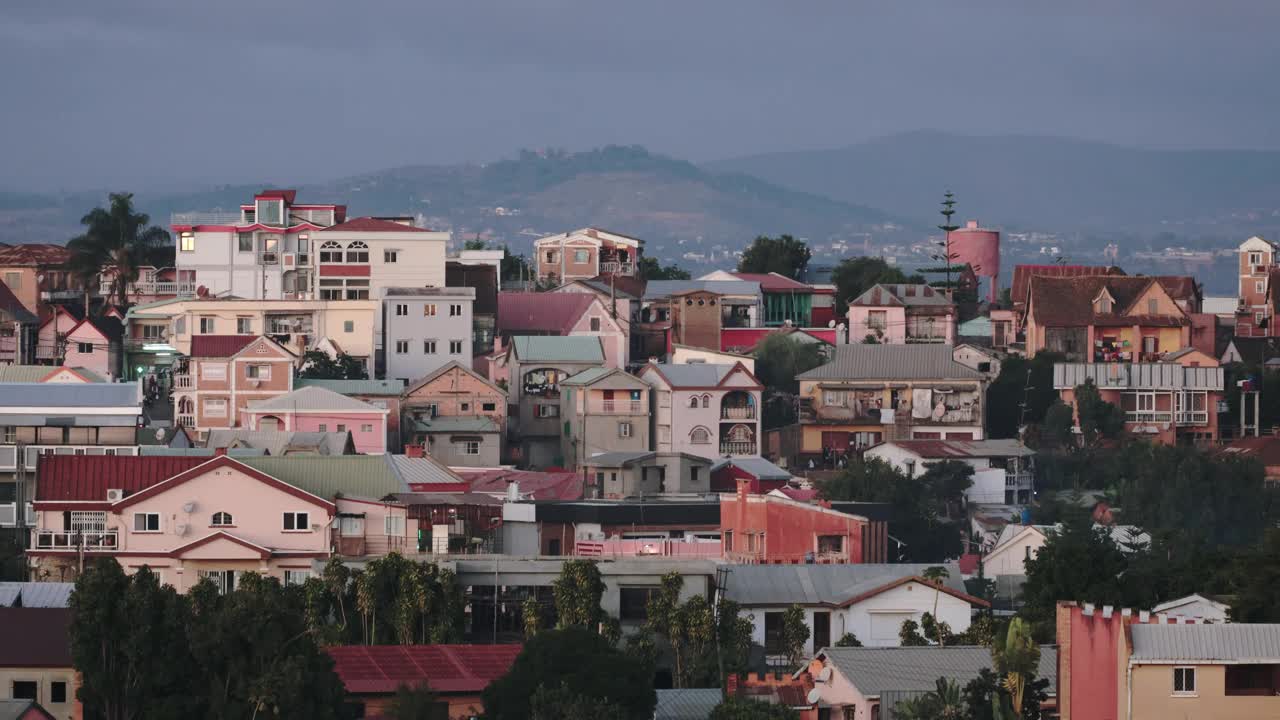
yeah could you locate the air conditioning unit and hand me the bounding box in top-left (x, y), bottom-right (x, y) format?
top-left (106, 488), bottom-right (124, 503)
top-left (182, 501), bottom-right (197, 513)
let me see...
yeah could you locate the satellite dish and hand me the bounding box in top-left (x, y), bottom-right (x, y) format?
top-left (182, 502), bottom-right (196, 513)
top-left (154, 428), bottom-right (166, 441)
top-left (806, 688), bottom-right (822, 705)
top-left (818, 666), bottom-right (832, 683)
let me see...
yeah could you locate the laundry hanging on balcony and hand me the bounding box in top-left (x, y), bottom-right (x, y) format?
top-left (911, 388), bottom-right (933, 419)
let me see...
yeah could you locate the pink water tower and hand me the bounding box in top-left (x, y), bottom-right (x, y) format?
top-left (948, 220), bottom-right (1000, 303)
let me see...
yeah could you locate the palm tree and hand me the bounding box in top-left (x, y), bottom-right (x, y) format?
top-left (922, 566), bottom-right (950, 646)
top-left (66, 192), bottom-right (170, 309)
top-left (993, 617), bottom-right (1041, 714)
top-left (893, 677), bottom-right (965, 720)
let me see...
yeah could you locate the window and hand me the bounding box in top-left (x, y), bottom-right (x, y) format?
top-left (423, 340), bottom-right (436, 354)
top-left (1173, 666), bottom-right (1196, 695)
top-left (344, 320), bottom-right (354, 333)
top-left (700, 395), bottom-right (710, 408)
top-left (449, 304), bottom-right (463, 317)
top-left (1250, 251), bottom-right (1264, 266)
top-left (395, 340), bottom-right (409, 354)
top-left (336, 424), bottom-right (347, 432)
top-left (690, 427), bottom-right (711, 444)
top-left (1258, 280), bottom-right (1266, 294)
top-left (574, 250), bottom-right (589, 263)
top-left (11, 681), bottom-right (37, 701)
top-left (460, 402), bottom-right (470, 411)
top-left (724, 530), bottom-right (733, 551)
top-left (246, 364), bottom-right (271, 380)
top-left (619, 421), bottom-right (632, 438)
top-left (238, 233), bottom-right (254, 252)
top-left (689, 396), bottom-right (699, 408)
top-left (51, 680), bottom-right (67, 704)
top-left (360, 424), bottom-right (373, 433)
top-left (143, 324), bottom-right (165, 340)
top-left (201, 362), bottom-right (226, 380)
top-left (457, 440), bottom-right (480, 456)
top-left (1097, 296), bottom-right (1112, 314)
top-left (283, 512), bottom-right (310, 531)
top-left (384, 250), bottom-right (399, 263)
top-left (817, 535), bottom-right (844, 555)
top-left (257, 199), bottom-right (282, 225)
top-left (319, 241), bottom-right (343, 263)
top-left (813, 611), bottom-right (831, 651)
top-left (590, 317), bottom-right (601, 331)
top-left (690, 466), bottom-right (700, 484)
top-left (179, 232), bottom-right (195, 252)
top-left (619, 586), bottom-right (659, 622)
top-left (284, 570), bottom-right (311, 586)
top-left (867, 310), bottom-right (887, 329)
top-left (345, 241), bottom-right (369, 263)
top-left (481, 402), bottom-right (497, 413)
top-left (199, 316), bottom-right (216, 334)
top-left (823, 390), bottom-right (846, 406)
top-left (204, 398), bottom-right (227, 418)
top-left (395, 304), bottom-right (408, 316)
top-left (1148, 298), bottom-right (1159, 315)
top-left (199, 569), bottom-right (237, 595)
top-left (133, 513), bottom-right (160, 532)
top-left (384, 515), bottom-right (404, 535)
top-left (536, 404), bottom-right (559, 418)
top-left (545, 251), bottom-right (558, 263)
top-left (449, 340), bottom-right (463, 354)
top-left (423, 304), bottom-right (437, 316)
top-left (76, 342), bottom-right (94, 354)
top-left (318, 424), bottom-right (328, 432)
top-left (764, 612), bottom-right (786, 654)
top-left (236, 316), bottom-right (253, 334)
top-left (1, 426), bottom-right (14, 444)
top-left (1142, 336), bottom-right (1158, 354)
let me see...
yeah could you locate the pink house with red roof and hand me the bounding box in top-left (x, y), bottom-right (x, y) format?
top-left (496, 291), bottom-right (627, 369)
top-left (33, 306), bottom-right (123, 378)
top-left (172, 335), bottom-right (297, 436)
top-left (327, 644), bottom-right (521, 720)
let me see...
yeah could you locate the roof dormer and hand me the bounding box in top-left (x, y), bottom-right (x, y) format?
top-left (1092, 287), bottom-right (1117, 315)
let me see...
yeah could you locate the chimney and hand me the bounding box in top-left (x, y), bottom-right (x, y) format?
top-left (404, 444), bottom-right (425, 458)
top-left (737, 478), bottom-right (750, 501)
top-left (213, 447), bottom-right (227, 457)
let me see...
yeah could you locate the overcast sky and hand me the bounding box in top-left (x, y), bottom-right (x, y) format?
top-left (4, 0), bottom-right (1280, 191)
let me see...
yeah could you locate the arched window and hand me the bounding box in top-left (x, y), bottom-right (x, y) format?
top-left (688, 396), bottom-right (700, 408)
top-left (319, 241), bottom-right (343, 263)
top-left (346, 241), bottom-right (369, 263)
top-left (211, 511), bottom-right (233, 526)
top-left (701, 394), bottom-right (711, 408)
top-left (690, 427), bottom-right (711, 444)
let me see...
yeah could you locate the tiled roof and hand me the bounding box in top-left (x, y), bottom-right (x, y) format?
top-left (1028, 275), bottom-right (1189, 328)
top-left (0, 607), bottom-right (72, 667)
top-left (773, 486), bottom-right (819, 502)
top-left (497, 292), bottom-right (596, 334)
top-left (644, 279), bottom-right (760, 300)
top-left (326, 644), bottom-right (521, 694)
top-left (0, 582), bottom-right (73, 609)
top-left (510, 335), bottom-right (604, 364)
top-left (1130, 624), bottom-right (1280, 662)
top-left (655, 689), bottom-right (723, 720)
top-left (1155, 275), bottom-right (1199, 303)
top-left (0, 280), bottom-right (35, 322)
top-left (320, 217), bottom-right (428, 232)
top-left (796, 345), bottom-right (984, 381)
top-left (849, 284), bottom-right (954, 308)
top-left (294, 378), bottom-right (404, 396)
top-left (824, 645), bottom-right (1057, 699)
top-left (1010, 264), bottom-right (1122, 307)
top-left (730, 272), bottom-right (813, 292)
top-left (0, 243), bottom-right (70, 266)
top-left (723, 563), bottom-right (969, 607)
top-left (246, 386), bottom-right (384, 413)
top-left (190, 335), bottom-right (257, 357)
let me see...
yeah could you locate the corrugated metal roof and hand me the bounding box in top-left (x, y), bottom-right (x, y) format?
top-left (139, 447), bottom-right (267, 457)
top-left (645, 363), bottom-right (736, 387)
top-left (1130, 624), bottom-right (1280, 662)
top-left (824, 645), bottom-right (1058, 699)
top-left (189, 335), bottom-right (258, 358)
top-left (560, 366), bottom-right (616, 385)
top-left (246, 386), bottom-right (383, 413)
top-left (655, 688), bottom-right (723, 720)
top-left (585, 450), bottom-right (654, 466)
top-left (0, 365), bottom-right (105, 383)
top-left (326, 644), bottom-right (520, 694)
top-left (239, 456), bottom-right (407, 501)
top-left (644, 279), bottom-right (761, 300)
top-left (511, 335), bottom-right (604, 363)
top-left (386, 455), bottom-right (466, 486)
top-left (0, 382), bottom-right (140, 409)
top-left (410, 417), bottom-right (500, 434)
top-left (205, 430), bottom-right (355, 456)
top-left (498, 292), bottom-right (597, 334)
top-left (37, 456), bottom-right (207, 501)
top-left (871, 439), bottom-right (1035, 460)
top-left (0, 582), bottom-right (73, 608)
top-left (850, 283), bottom-right (954, 308)
top-left (723, 563), bottom-right (965, 606)
top-left (797, 346), bottom-right (985, 381)
top-left (295, 378), bottom-right (404, 396)
top-left (1052, 363), bottom-right (1224, 390)
top-left (710, 456), bottom-right (791, 480)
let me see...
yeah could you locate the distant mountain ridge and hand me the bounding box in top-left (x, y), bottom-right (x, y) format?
top-left (708, 130), bottom-right (1280, 231)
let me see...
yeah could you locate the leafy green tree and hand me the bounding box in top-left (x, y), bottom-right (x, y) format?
top-left (963, 668), bottom-right (1050, 720)
top-left (1073, 379), bottom-right (1124, 449)
top-left (1228, 528), bottom-right (1280, 622)
top-left (985, 353), bottom-right (1064, 439)
top-left (737, 234), bottom-right (811, 280)
top-left (922, 567), bottom-right (951, 645)
top-left (553, 559), bottom-right (608, 630)
top-left (351, 554), bottom-right (463, 646)
top-left (66, 192), bottom-right (171, 309)
top-left (892, 677), bottom-right (965, 720)
top-left (777, 605), bottom-right (811, 668)
top-left (500, 245), bottom-right (532, 282)
top-left (1020, 516), bottom-right (1128, 638)
top-left (383, 683), bottom-right (448, 720)
top-left (834, 632), bottom-right (863, 647)
top-left (898, 619), bottom-right (929, 646)
top-left (522, 596), bottom-right (542, 638)
top-left (297, 351), bottom-right (369, 380)
top-left (753, 334), bottom-right (827, 428)
top-left (1039, 401), bottom-right (1077, 449)
top-left (638, 255), bottom-right (692, 280)
top-left (992, 618), bottom-right (1040, 716)
top-left (463, 237), bottom-right (488, 251)
top-left (642, 572), bottom-right (754, 687)
top-left (830, 257), bottom-right (925, 316)
top-left (530, 684), bottom-right (631, 720)
top-left (482, 627), bottom-right (656, 720)
top-left (710, 697), bottom-right (800, 720)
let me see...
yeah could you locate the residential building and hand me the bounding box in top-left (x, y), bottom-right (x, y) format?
top-left (720, 481), bottom-right (886, 565)
top-left (496, 291), bottom-right (627, 369)
top-left (641, 279), bottom-right (762, 329)
top-left (1053, 361), bottom-right (1224, 445)
top-left (1023, 275), bottom-right (1193, 361)
top-left (533, 227), bottom-right (643, 283)
top-left (0, 382), bottom-right (143, 541)
top-left (807, 644), bottom-right (1056, 720)
top-left (1152, 594), bottom-right (1232, 623)
top-left (172, 335), bottom-right (297, 435)
top-left (709, 456), bottom-right (792, 494)
top-left (0, 607), bottom-right (78, 719)
top-left (518, 497), bottom-right (721, 557)
top-left (171, 190), bottom-right (450, 301)
top-left (0, 366), bottom-right (105, 383)
top-left (97, 264), bottom-right (196, 304)
top-left (505, 336), bottom-right (606, 468)
top-left (1220, 335), bottom-right (1280, 366)
top-left (789, 345), bottom-right (988, 463)
top-left (402, 361), bottom-right (507, 468)
top-left (241, 386), bottom-right (390, 454)
top-left (559, 367), bottom-right (651, 469)
top-left (719, 326), bottom-right (838, 355)
top-left (38, 315), bottom-right (123, 380)
top-left (383, 286), bottom-right (476, 385)
top-left (549, 275), bottom-right (645, 337)
top-left (636, 279), bottom-right (763, 358)
top-left (638, 361), bottom-right (764, 459)
top-left (865, 439), bottom-right (1036, 505)
top-left (669, 344), bottom-right (755, 372)
top-left (326, 644), bottom-right (520, 720)
top-left (847, 284), bottom-right (957, 344)
top-left (580, 451), bottom-right (713, 499)
top-left (700, 271), bottom-right (826, 326)
top-left (951, 342), bottom-right (1002, 378)
top-left (446, 255), bottom-right (500, 356)
top-left (983, 523), bottom-right (1149, 579)
top-left (0, 281), bottom-right (37, 366)
top-left (666, 289), bottom-right (725, 351)
top-left (1236, 235), bottom-right (1276, 337)
top-left (723, 563), bottom-right (985, 656)
top-left (27, 454), bottom-right (423, 585)
top-left (0, 245), bottom-right (73, 318)
top-left (1009, 264), bottom-right (1123, 338)
top-left (295, 378), bottom-right (403, 450)
top-left (33, 306), bottom-right (80, 366)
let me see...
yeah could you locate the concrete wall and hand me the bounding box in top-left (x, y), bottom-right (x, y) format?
top-left (424, 432), bottom-right (501, 467)
top-left (0, 665), bottom-right (77, 719)
top-left (1130, 664), bottom-right (1280, 720)
top-left (384, 292), bottom-right (475, 385)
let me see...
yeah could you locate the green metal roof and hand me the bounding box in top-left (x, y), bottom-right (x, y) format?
top-left (560, 366), bottom-right (614, 385)
top-left (295, 378), bottom-right (404, 396)
top-left (239, 456), bottom-right (407, 501)
top-left (411, 416), bottom-right (501, 433)
top-left (511, 335), bottom-right (604, 363)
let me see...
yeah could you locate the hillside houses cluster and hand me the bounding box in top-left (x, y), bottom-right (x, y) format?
top-left (4, 191), bottom-right (1280, 718)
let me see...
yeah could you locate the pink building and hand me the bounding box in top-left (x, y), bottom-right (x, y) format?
top-left (847, 284), bottom-right (956, 345)
top-left (173, 335), bottom-right (298, 435)
top-left (496, 291), bottom-right (628, 369)
top-left (242, 386), bottom-right (390, 454)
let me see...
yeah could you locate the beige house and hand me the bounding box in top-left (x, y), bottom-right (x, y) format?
top-left (505, 336), bottom-right (607, 468)
top-left (0, 607), bottom-right (78, 720)
top-left (559, 367), bottom-right (651, 470)
top-left (1125, 624), bottom-right (1280, 720)
top-left (637, 361), bottom-right (764, 459)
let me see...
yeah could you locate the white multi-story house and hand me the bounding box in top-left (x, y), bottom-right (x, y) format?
top-left (172, 190), bottom-right (449, 302)
top-left (382, 287), bottom-right (476, 386)
top-left (637, 361), bottom-right (763, 459)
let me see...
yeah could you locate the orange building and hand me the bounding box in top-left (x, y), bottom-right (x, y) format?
top-left (720, 479), bottom-right (887, 564)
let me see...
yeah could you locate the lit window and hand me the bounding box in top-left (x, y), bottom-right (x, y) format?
top-left (423, 304), bottom-right (437, 317)
top-left (179, 232), bottom-right (195, 252)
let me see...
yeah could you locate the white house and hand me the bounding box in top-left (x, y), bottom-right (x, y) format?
top-left (983, 523), bottom-right (1151, 579)
top-left (1151, 594), bottom-right (1232, 623)
top-left (864, 439), bottom-right (1036, 505)
top-left (721, 563), bottom-right (984, 656)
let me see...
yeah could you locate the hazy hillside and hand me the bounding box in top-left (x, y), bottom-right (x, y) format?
top-left (709, 131), bottom-right (1280, 231)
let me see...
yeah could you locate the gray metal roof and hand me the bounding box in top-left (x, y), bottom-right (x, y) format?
top-left (1130, 624), bottom-right (1280, 662)
top-left (386, 454), bottom-right (465, 486)
top-left (410, 416), bottom-right (501, 434)
top-left (0, 582), bottom-right (74, 608)
top-left (0, 700), bottom-right (45, 720)
top-left (0, 365), bottom-right (106, 383)
top-left (246, 386), bottom-right (383, 412)
top-left (295, 378), bottom-right (404, 396)
top-left (511, 335), bottom-right (605, 364)
top-left (204, 430), bottom-right (356, 456)
top-left (382, 286), bottom-right (475, 298)
top-left (709, 456), bottom-right (791, 480)
top-left (140, 447), bottom-right (267, 457)
top-left (871, 439), bottom-right (1035, 460)
top-left (823, 645), bottom-right (1058, 700)
top-left (1053, 363), bottom-right (1224, 391)
top-left (644, 279), bottom-right (760, 300)
top-left (723, 563), bottom-right (966, 606)
top-left (645, 363), bottom-right (738, 387)
top-left (654, 688), bottom-right (724, 720)
top-left (797, 346), bottom-right (985, 381)
top-left (0, 382), bottom-right (141, 408)
top-left (850, 283), bottom-right (954, 308)
top-left (560, 366), bottom-right (622, 386)
top-left (239, 456), bottom-right (409, 500)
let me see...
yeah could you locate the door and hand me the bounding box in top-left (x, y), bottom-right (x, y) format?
top-left (870, 612), bottom-right (913, 645)
top-left (813, 611), bottom-right (831, 651)
top-left (822, 431), bottom-right (850, 452)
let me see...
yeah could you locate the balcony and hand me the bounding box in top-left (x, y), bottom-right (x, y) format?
top-left (334, 533), bottom-right (409, 558)
top-left (177, 414), bottom-right (196, 428)
top-left (574, 539), bottom-right (722, 559)
top-left (34, 530), bottom-right (119, 551)
top-left (721, 441), bottom-right (757, 455)
top-left (598, 399), bottom-right (645, 414)
top-left (721, 406), bottom-right (756, 420)
top-left (0, 445), bottom-right (139, 472)
top-left (599, 261), bottom-right (635, 275)
top-left (102, 280), bottom-right (196, 298)
top-left (171, 211), bottom-right (242, 225)
top-left (1125, 411), bottom-right (1172, 423)
top-left (1175, 411), bottom-right (1209, 426)
top-left (39, 289), bottom-right (81, 302)
top-left (174, 374), bottom-right (194, 390)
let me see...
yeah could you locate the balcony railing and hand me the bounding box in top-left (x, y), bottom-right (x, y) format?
top-left (1004, 471), bottom-right (1035, 489)
top-left (177, 414), bottom-right (196, 428)
top-left (101, 281), bottom-right (196, 297)
top-left (1126, 411), bottom-right (1172, 423)
top-left (0, 445), bottom-right (139, 472)
top-left (1175, 411), bottom-right (1209, 426)
top-left (34, 530), bottom-right (119, 551)
top-left (574, 539), bottom-right (722, 558)
top-left (721, 406), bottom-right (756, 420)
top-left (172, 211), bottom-right (243, 225)
top-left (334, 533), bottom-right (409, 558)
top-left (599, 261), bottom-right (634, 275)
top-left (174, 374), bottom-right (194, 390)
top-left (721, 441), bottom-right (757, 455)
top-left (598, 399), bottom-right (645, 414)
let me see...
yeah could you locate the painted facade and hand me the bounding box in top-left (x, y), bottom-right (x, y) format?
top-left (383, 287), bottom-right (476, 385)
top-left (638, 362), bottom-right (764, 459)
top-left (242, 387), bottom-right (390, 455)
top-left (559, 369), bottom-right (651, 470)
top-left (719, 482), bottom-right (870, 564)
top-left (172, 336), bottom-right (296, 435)
top-left (402, 362), bottom-right (507, 467)
top-left (533, 228), bottom-right (643, 283)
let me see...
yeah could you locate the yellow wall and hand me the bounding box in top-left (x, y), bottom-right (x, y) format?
top-left (136, 299), bottom-right (380, 358)
top-left (1130, 664), bottom-right (1280, 720)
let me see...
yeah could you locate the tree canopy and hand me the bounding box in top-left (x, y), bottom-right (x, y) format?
top-left (630, 571), bottom-right (753, 688)
top-left (710, 697), bottom-right (800, 720)
top-left (737, 235), bottom-right (811, 280)
top-left (298, 351), bottom-right (370, 380)
top-left (753, 334), bottom-right (827, 429)
top-left (639, 255), bottom-right (691, 280)
top-left (66, 192), bottom-right (171, 309)
top-left (984, 352), bottom-right (1063, 439)
top-left (830, 256), bottom-right (925, 316)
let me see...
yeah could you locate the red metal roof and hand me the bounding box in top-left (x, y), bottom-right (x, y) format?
top-left (0, 244), bottom-right (71, 267)
top-left (320, 217), bottom-right (428, 232)
top-left (0, 608), bottom-right (72, 668)
top-left (730, 272), bottom-right (813, 292)
top-left (774, 487), bottom-right (820, 502)
top-left (457, 469), bottom-right (584, 500)
top-left (36, 456), bottom-right (205, 503)
top-left (190, 335), bottom-right (257, 358)
top-left (497, 292), bottom-right (596, 335)
top-left (326, 644), bottom-right (521, 695)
